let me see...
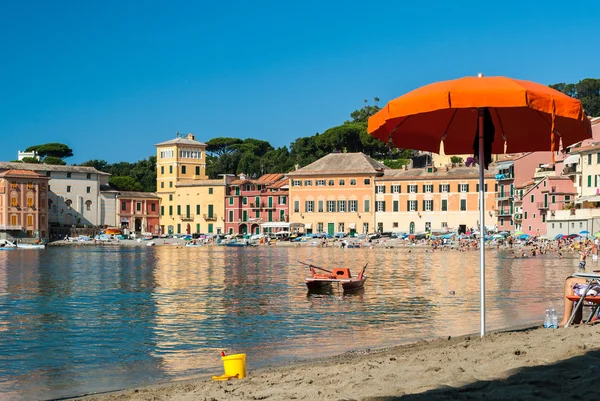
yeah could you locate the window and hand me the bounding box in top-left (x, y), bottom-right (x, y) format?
top-left (441, 199), bottom-right (448, 211)
top-left (161, 166), bottom-right (164, 174)
top-left (305, 201), bottom-right (314, 212)
top-left (542, 214), bottom-right (546, 223)
top-left (136, 202), bottom-right (142, 212)
top-left (196, 205), bottom-right (200, 214)
top-left (328, 180), bottom-right (334, 186)
top-left (533, 213), bottom-right (536, 218)
top-left (552, 195), bottom-right (556, 203)
top-left (27, 215), bottom-right (33, 226)
top-left (66, 186), bottom-right (71, 193)
top-left (86, 200), bottom-right (92, 211)
top-left (364, 178), bottom-right (371, 185)
top-left (476, 184), bottom-right (489, 192)
top-left (169, 194), bottom-right (173, 201)
top-left (196, 166), bottom-right (200, 175)
top-left (65, 199), bottom-right (72, 208)
top-left (580, 222), bottom-right (584, 228)
top-left (441, 222), bottom-right (448, 228)
top-left (208, 223), bottom-right (213, 234)
top-left (530, 194), bottom-right (534, 203)
top-left (393, 200), bottom-right (399, 212)
top-left (11, 215), bottom-right (17, 225)
top-left (327, 200), bottom-right (336, 212)
top-left (423, 184), bottom-right (433, 193)
top-left (552, 223), bottom-right (554, 228)
top-left (440, 184), bottom-right (450, 193)
top-left (279, 196), bottom-right (286, 204)
top-left (67, 172), bottom-right (71, 178)
top-left (177, 205), bottom-right (181, 215)
top-left (424, 200), bottom-right (433, 211)
top-left (364, 200), bottom-right (370, 212)
top-left (349, 200), bottom-right (357, 212)
top-left (524, 211), bottom-right (528, 219)
top-left (338, 222), bottom-right (344, 232)
top-left (589, 154), bottom-right (593, 165)
top-left (169, 181), bottom-right (173, 188)
top-left (182, 165), bottom-right (187, 174)
top-left (338, 200), bottom-right (346, 212)
top-left (207, 204), bottom-right (214, 218)
top-left (242, 197), bottom-right (247, 205)
top-left (350, 179), bottom-right (356, 186)
top-left (86, 186), bottom-right (91, 193)
top-left (560, 223), bottom-right (563, 228)
top-left (121, 201), bottom-right (127, 211)
top-left (228, 210), bottom-right (234, 222)
top-left (565, 195), bottom-right (571, 202)
top-left (208, 188), bottom-right (213, 194)
top-left (588, 175), bottom-right (592, 187)
top-left (376, 185), bottom-right (385, 194)
top-left (408, 200), bottom-right (417, 211)
top-left (318, 200), bottom-right (324, 212)
top-left (11, 197), bottom-right (17, 207)
top-left (375, 201), bottom-right (385, 212)
top-left (316, 180), bottom-right (325, 186)
top-left (280, 210), bottom-right (285, 221)
top-left (169, 166), bottom-right (173, 174)
top-left (151, 204), bottom-right (156, 212)
top-left (339, 179), bottom-right (345, 186)
top-left (460, 199), bottom-right (467, 211)
top-left (27, 182), bottom-right (33, 189)
top-left (292, 180), bottom-right (302, 186)
top-left (161, 182), bottom-right (164, 188)
top-left (317, 222), bottom-right (324, 233)
top-left (391, 185), bottom-right (400, 193)
top-left (27, 198), bottom-right (33, 207)
top-left (459, 184), bottom-right (469, 192)
top-left (161, 206), bottom-right (164, 216)
top-left (408, 184), bottom-right (417, 193)
top-left (304, 180), bottom-right (313, 186)
top-left (294, 201), bottom-right (300, 213)
top-left (393, 222), bottom-right (399, 228)
top-left (169, 206), bottom-right (173, 215)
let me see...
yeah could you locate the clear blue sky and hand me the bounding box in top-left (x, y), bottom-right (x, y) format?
top-left (1, 0), bottom-right (598, 164)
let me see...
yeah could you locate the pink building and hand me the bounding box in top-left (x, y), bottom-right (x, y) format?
top-left (0, 169), bottom-right (50, 240)
top-left (225, 174), bottom-right (289, 235)
top-left (117, 192), bottom-right (161, 235)
top-left (495, 152), bottom-right (553, 232)
top-left (518, 176), bottom-right (576, 236)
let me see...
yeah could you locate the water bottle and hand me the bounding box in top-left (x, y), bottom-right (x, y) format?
top-left (544, 308), bottom-right (551, 328)
top-left (551, 307), bottom-right (559, 328)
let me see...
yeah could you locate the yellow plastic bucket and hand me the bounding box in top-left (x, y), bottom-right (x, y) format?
top-left (222, 353), bottom-right (246, 378)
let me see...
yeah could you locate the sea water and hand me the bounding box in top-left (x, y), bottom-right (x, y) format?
top-left (0, 245), bottom-right (579, 400)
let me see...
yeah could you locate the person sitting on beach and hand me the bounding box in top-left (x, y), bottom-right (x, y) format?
top-left (558, 276), bottom-right (600, 326)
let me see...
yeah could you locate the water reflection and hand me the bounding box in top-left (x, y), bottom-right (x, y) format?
top-left (0, 246), bottom-right (579, 400)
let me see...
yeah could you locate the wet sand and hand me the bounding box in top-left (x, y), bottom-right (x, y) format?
top-left (77, 323), bottom-right (600, 401)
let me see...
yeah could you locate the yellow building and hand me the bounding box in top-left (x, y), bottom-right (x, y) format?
top-left (287, 153), bottom-right (386, 236)
top-left (155, 133), bottom-right (227, 235)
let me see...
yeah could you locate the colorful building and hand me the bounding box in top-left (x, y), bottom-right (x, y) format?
top-left (374, 166), bottom-right (496, 234)
top-left (155, 133), bottom-right (228, 235)
top-left (224, 173), bottom-right (289, 235)
top-left (0, 169), bottom-right (50, 240)
top-left (116, 191), bottom-right (161, 235)
top-left (287, 153), bottom-right (386, 236)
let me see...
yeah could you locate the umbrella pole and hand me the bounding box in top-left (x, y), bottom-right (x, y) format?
top-left (478, 108), bottom-right (486, 337)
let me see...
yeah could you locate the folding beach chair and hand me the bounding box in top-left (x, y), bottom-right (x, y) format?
top-left (565, 272), bottom-right (600, 327)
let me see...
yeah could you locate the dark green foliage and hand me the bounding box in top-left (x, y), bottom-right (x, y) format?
top-left (550, 78), bottom-right (600, 117)
top-left (450, 156), bottom-right (464, 164)
top-left (206, 137), bottom-right (244, 157)
top-left (383, 159), bottom-right (410, 169)
top-left (43, 156), bottom-right (67, 165)
top-left (79, 157), bottom-right (156, 192)
top-left (26, 143), bottom-right (74, 160)
top-left (109, 176), bottom-right (144, 191)
top-left (21, 157), bottom-right (41, 164)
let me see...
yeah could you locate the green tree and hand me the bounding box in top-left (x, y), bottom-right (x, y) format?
top-left (206, 137), bottom-right (243, 157)
top-left (80, 159), bottom-right (110, 172)
top-left (21, 157), bottom-right (41, 164)
top-left (26, 143), bottom-right (74, 160)
top-left (109, 176), bottom-right (144, 191)
top-left (43, 156), bottom-right (67, 165)
top-left (550, 78), bottom-right (600, 117)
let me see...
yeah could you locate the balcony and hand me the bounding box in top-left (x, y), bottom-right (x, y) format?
top-left (179, 214), bottom-right (194, 221)
top-left (203, 214), bottom-right (217, 221)
top-left (562, 166), bottom-right (579, 176)
top-left (514, 213), bottom-right (523, 221)
top-left (495, 209), bottom-right (512, 217)
top-left (249, 202), bottom-right (261, 209)
top-left (536, 202), bottom-right (549, 210)
top-left (496, 194), bottom-right (513, 201)
top-left (495, 172), bottom-right (513, 181)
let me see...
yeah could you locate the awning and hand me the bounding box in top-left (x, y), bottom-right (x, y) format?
top-left (575, 195), bottom-right (600, 204)
top-left (495, 161), bottom-right (514, 171)
top-left (562, 154), bottom-right (580, 165)
top-left (349, 223), bottom-right (356, 229)
top-left (304, 223), bottom-right (312, 229)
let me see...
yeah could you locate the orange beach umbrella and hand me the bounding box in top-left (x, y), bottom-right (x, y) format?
top-left (368, 74), bottom-right (592, 336)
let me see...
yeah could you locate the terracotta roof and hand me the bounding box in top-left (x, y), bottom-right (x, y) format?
top-left (0, 162), bottom-right (109, 175)
top-left (267, 177), bottom-right (289, 189)
top-left (287, 153), bottom-right (387, 176)
top-left (376, 166), bottom-right (495, 181)
top-left (571, 144), bottom-right (600, 154)
top-left (515, 180), bottom-right (535, 189)
top-left (116, 191), bottom-right (160, 199)
top-left (256, 173), bottom-right (285, 183)
top-left (176, 179), bottom-right (226, 187)
top-left (0, 169), bottom-right (46, 178)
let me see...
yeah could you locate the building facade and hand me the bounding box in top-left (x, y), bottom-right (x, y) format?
top-left (225, 173), bottom-right (289, 235)
top-left (116, 192), bottom-right (161, 235)
top-left (375, 166), bottom-right (496, 234)
top-left (0, 169), bottom-right (50, 240)
top-left (287, 153), bottom-right (385, 236)
top-left (155, 133), bottom-right (227, 235)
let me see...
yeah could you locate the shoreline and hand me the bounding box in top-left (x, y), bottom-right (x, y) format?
top-left (75, 323), bottom-right (600, 401)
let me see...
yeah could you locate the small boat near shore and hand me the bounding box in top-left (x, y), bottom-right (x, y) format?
top-left (15, 243), bottom-right (46, 249)
top-left (301, 261), bottom-right (368, 292)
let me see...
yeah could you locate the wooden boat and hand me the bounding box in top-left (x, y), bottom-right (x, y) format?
top-left (16, 243), bottom-right (46, 249)
top-left (301, 261), bottom-right (367, 292)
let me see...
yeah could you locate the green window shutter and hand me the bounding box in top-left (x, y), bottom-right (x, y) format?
top-left (442, 199), bottom-right (447, 211)
top-left (177, 224), bottom-right (181, 233)
top-left (160, 206), bottom-right (164, 216)
top-left (268, 210), bottom-right (273, 222)
top-left (438, 184), bottom-right (442, 192)
top-left (196, 205), bottom-right (200, 214)
top-left (196, 223), bottom-right (200, 232)
top-left (422, 200), bottom-right (426, 211)
top-left (228, 210), bottom-right (233, 222)
top-left (208, 204), bottom-right (213, 217)
top-left (382, 201), bottom-right (385, 211)
top-left (169, 206), bottom-right (173, 215)
top-left (465, 184), bottom-right (469, 192)
top-left (393, 200), bottom-right (398, 212)
top-left (364, 200), bottom-right (369, 212)
top-left (589, 175), bottom-right (592, 187)
top-left (596, 175), bottom-right (598, 187)
top-left (177, 205), bottom-right (181, 215)
top-left (208, 224), bottom-right (213, 233)
top-left (407, 200), bottom-right (410, 210)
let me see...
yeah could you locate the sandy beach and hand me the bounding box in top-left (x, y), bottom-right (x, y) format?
top-left (75, 323), bottom-right (600, 401)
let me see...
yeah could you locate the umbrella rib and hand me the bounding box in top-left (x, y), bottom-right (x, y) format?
top-left (490, 108), bottom-right (507, 142)
top-left (387, 115), bottom-right (413, 143)
top-left (441, 109), bottom-right (458, 141)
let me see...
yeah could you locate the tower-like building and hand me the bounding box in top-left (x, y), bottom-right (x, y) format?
top-left (155, 133), bottom-right (227, 236)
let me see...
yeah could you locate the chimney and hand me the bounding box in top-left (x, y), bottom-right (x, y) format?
top-left (295, 164), bottom-right (300, 171)
top-left (239, 173), bottom-right (246, 181)
top-left (186, 133), bottom-right (195, 140)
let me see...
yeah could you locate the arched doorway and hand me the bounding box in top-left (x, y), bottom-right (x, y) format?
top-left (251, 224), bottom-right (259, 234)
top-left (239, 224), bottom-right (247, 234)
top-left (135, 218), bottom-right (142, 232)
top-left (409, 221), bottom-right (415, 234)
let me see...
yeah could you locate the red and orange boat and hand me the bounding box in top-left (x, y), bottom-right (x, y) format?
top-left (301, 261), bottom-right (368, 292)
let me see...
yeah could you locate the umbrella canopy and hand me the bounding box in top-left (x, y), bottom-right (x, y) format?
top-left (513, 231), bottom-right (525, 236)
top-left (555, 234), bottom-right (564, 240)
top-left (368, 74), bottom-right (591, 337)
top-left (580, 230), bottom-right (591, 236)
top-left (519, 234), bottom-right (530, 240)
top-left (594, 232), bottom-right (600, 238)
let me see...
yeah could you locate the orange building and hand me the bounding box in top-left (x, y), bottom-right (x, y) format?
top-left (0, 169), bottom-right (50, 240)
top-left (287, 153), bottom-right (386, 236)
top-left (374, 166), bottom-right (496, 234)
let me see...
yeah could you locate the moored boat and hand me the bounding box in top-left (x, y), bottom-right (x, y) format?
top-left (302, 262), bottom-right (367, 292)
top-left (16, 243), bottom-right (46, 249)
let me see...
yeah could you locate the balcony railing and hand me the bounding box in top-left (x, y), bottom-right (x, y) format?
top-left (179, 214), bottom-right (194, 221)
top-left (495, 209), bottom-right (512, 217)
top-left (203, 214), bottom-right (217, 221)
top-left (495, 172), bottom-right (514, 181)
top-left (562, 166), bottom-right (579, 175)
top-left (514, 213), bottom-right (523, 221)
top-left (536, 202), bottom-right (549, 210)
